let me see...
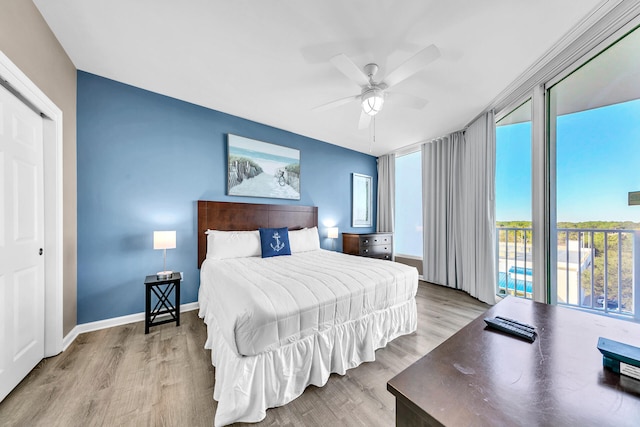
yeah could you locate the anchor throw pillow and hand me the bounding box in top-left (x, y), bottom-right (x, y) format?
top-left (259, 227), bottom-right (292, 258)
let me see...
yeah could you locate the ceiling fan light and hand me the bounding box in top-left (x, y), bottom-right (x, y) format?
top-left (361, 88), bottom-right (384, 116)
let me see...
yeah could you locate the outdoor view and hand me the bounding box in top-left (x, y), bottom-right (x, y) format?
top-left (395, 151), bottom-right (423, 258)
top-left (496, 25), bottom-right (640, 319)
top-left (496, 99), bottom-right (533, 299)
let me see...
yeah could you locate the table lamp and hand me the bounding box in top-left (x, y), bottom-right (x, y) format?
top-left (327, 227), bottom-right (339, 250)
top-left (154, 230), bottom-right (176, 279)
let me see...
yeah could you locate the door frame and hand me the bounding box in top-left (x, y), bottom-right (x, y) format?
top-left (0, 50), bottom-right (64, 357)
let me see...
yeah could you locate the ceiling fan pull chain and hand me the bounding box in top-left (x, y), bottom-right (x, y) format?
top-left (370, 115), bottom-right (375, 153)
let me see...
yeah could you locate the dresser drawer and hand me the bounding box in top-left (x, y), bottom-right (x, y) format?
top-left (359, 244), bottom-right (392, 260)
top-left (360, 234), bottom-right (392, 246)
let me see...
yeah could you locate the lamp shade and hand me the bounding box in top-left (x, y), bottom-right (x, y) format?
top-left (327, 227), bottom-right (339, 239)
top-left (153, 231), bottom-right (176, 250)
top-left (361, 88), bottom-right (384, 116)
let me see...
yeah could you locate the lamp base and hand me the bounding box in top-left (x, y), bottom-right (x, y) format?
top-left (156, 270), bottom-right (173, 279)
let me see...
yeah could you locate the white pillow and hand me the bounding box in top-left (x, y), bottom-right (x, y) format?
top-left (206, 229), bottom-right (261, 259)
top-left (289, 227), bottom-right (320, 253)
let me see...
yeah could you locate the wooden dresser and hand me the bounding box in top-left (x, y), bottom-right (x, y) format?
top-left (342, 232), bottom-right (393, 260)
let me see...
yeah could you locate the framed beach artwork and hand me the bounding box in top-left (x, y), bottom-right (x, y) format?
top-left (352, 173), bottom-right (372, 227)
top-left (227, 134), bottom-right (301, 200)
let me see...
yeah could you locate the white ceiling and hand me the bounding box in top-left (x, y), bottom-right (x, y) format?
top-left (34, 0), bottom-right (605, 156)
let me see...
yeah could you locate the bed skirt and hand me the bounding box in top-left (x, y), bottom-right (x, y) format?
top-left (199, 298), bottom-right (417, 426)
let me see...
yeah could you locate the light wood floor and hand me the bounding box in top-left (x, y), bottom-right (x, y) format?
top-left (0, 282), bottom-right (488, 427)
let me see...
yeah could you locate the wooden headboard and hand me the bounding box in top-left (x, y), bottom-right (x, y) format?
top-left (197, 201), bottom-right (318, 267)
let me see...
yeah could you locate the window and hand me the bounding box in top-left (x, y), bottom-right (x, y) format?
top-left (395, 151), bottom-right (422, 258)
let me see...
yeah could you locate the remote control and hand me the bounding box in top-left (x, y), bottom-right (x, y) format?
top-left (484, 316), bottom-right (536, 342)
top-left (494, 316), bottom-right (536, 333)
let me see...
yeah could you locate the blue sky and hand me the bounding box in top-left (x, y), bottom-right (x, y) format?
top-left (496, 120), bottom-right (532, 221)
top-left (496, 99), bottom-right (640, 223)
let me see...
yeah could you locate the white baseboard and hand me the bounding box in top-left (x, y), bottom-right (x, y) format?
top-left (395, 254), bottom-right (423, 261)
top-left (62, 302), bottom-right (199, 351)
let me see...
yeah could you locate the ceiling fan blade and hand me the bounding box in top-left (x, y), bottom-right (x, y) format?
top-left (385, 92), bottom-right (428, 109)
top-left (330, 54), bottom-right (370, 87)
top-left (358, 111), bottom-right (371, 130)
top-left (313, 94), bottom-right (360, 112)
top-left (383, 44), bottom-right (441, 88)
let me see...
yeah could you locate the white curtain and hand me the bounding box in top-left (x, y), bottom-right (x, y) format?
top-left (377, 153), bottom-right (395, 232)
top-left (461, 112), bottom-right (496, 303)
top-left (422, 112), bottom-right (496, 304)
top-left (422, 133), bottom-right (463, 287)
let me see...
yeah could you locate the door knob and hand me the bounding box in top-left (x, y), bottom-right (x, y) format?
top-left (39, 248), bottom-right (43, 255)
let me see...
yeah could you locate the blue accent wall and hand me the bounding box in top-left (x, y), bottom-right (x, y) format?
top-left (77, 71), bottom-right (377, 324)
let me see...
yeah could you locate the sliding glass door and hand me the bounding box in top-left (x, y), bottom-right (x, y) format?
top-left (496, 100), bottom-right (533, 298)
top-left (548, 26), bottom-right (640, 319)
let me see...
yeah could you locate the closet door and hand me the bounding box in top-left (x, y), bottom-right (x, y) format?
top-left (0, 82), bottom-right (45, 402)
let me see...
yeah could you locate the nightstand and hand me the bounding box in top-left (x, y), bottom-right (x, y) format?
top-left (342, 232), bottom-right (393, 260)
top-left (144, 272), bottom-right (181, 334)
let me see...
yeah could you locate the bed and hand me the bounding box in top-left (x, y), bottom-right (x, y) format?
top-left (197, 201), bottom-right (419, 426)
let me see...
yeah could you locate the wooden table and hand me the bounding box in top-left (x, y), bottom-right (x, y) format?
top-left (144, 272), bottom-right (181, 334)
top-left (387, 296), bottom-right (640, 426)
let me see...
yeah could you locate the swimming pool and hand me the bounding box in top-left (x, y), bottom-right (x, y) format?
top-left (498, 270), bottom-right (533, 295)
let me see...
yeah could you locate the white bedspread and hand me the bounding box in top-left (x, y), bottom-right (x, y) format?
top-left (198, 249), bottom-right (419, 426)
top-left (199, 249), bottom-right (418, 357)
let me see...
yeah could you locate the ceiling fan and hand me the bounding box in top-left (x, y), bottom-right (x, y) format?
top-left (314, 44), bottom-right (441, 129)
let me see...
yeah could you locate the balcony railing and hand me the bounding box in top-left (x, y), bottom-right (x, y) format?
top-left (496, 227), bottom-right (533, 299)
top-left (496, 227), bottom-right (638, 321)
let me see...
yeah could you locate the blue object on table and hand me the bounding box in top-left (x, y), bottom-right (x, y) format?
top-left (597, 337), bottom-right (640, 380)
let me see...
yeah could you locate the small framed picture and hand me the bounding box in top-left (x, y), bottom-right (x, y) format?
top-left (352, 173), bottom-right (372, 227)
